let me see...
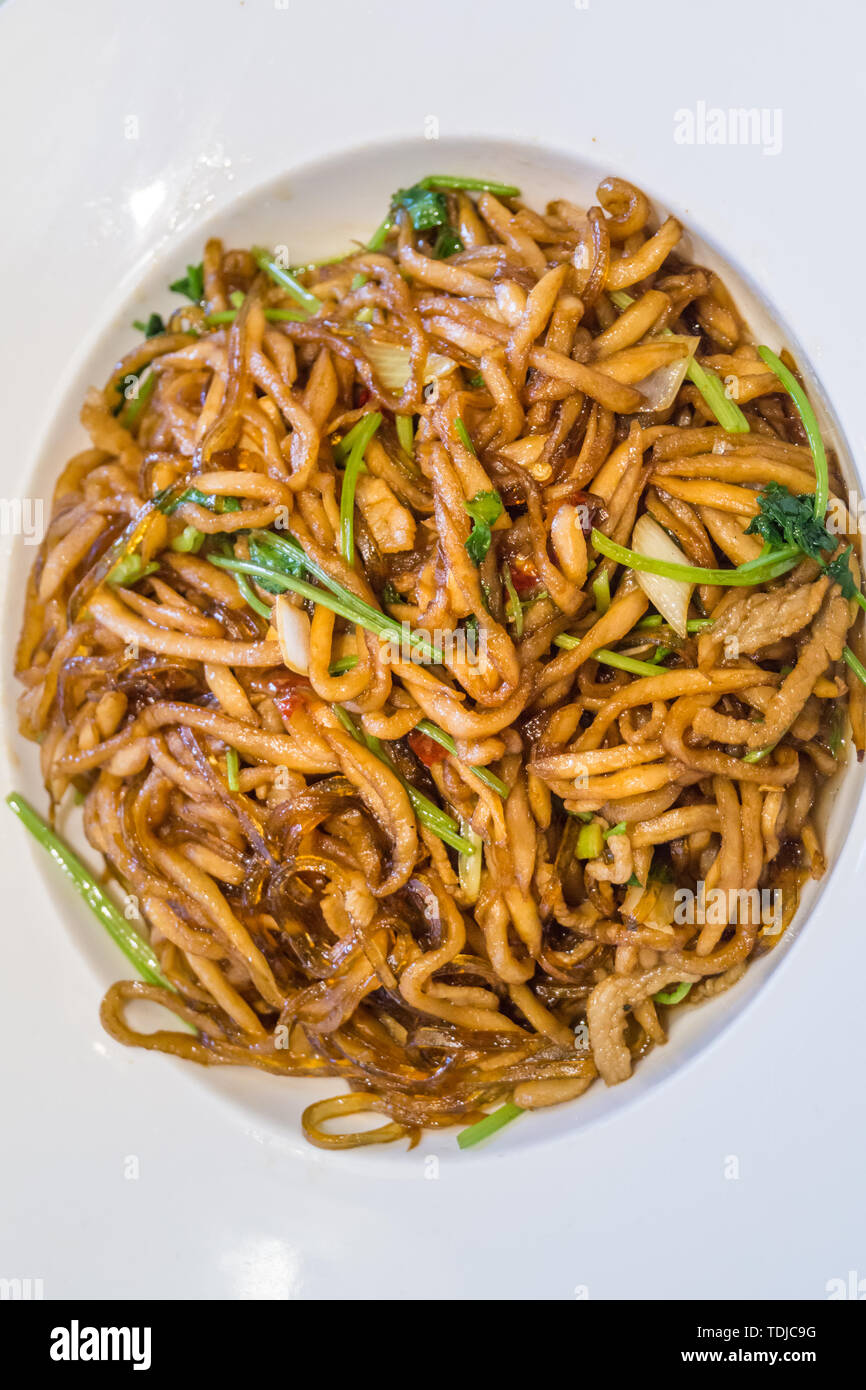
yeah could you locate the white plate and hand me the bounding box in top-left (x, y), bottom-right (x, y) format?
top-left (4, 130), bottom-right (865, 1170)
top-left (2, 0), bottom-right (865, 1299)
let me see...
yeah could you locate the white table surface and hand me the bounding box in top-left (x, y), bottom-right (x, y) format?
top-left (0, 0), bottom-right (863, 1299)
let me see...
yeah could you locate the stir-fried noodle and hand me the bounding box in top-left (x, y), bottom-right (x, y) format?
top-left (15, 174), bottom-right (865, 1149)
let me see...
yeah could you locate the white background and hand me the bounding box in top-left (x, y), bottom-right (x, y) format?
top-left (0, 0), bottom-right (864, 1299)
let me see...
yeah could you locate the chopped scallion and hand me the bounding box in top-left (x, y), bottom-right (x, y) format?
top-left (339, 413), bottom-right (382, 566)
top-left (554, 635), bottom-right (667, 678)
top-left (592, 528), bottom-right (800, 587)
top-left (422, 176), bottom-right (520, 197)
top-left (251, 247), bottom-right (322, 316)
top-left (334, 707), bottom-right (474, 854)
top-left (843, 645), bottom-right (866, 689)
top-left (414, 719), bottom-right (508, 797)
top-left (170, 525), bottom-right (205, 554)
top-left (503, 564), bottom-right (523, 638)
top-left (575, 821), bottom-right (604, 859)
top-left (396, 414), bottom-right (415, 458)
top-left (457, 1101), bottom-right (524, 1150)
top-left (757, 345), bottom-right (828, 520)
top-left (592, 570), bottom-right (611, 615)
top-left (455, 416), bottom-right (476, 455)
top-left (107, 553), bottom-right (158, 587)
top-left (206, 306), bottom-right (307, 327)
top-left (225, 747), bottom-right (240, 792)
top-left (654, 981), bottom-right (693, 1006)
top-left (328, 655), bottom-right (360, 676)
top-left (7, 793), bottom-right (174, 991)
top-left (119, 371), bottom-right (157, 431)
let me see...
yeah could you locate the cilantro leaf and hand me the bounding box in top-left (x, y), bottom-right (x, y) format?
top-left (132, 312), bottom-right (166, 338)
top-left (465, 491), bottom-right (503, 527)
top-left (745, 482), bottom-right (859, 599)
top-left (394, 184), bottom-right (449, 231)
top-left (169, 263), bottom-right (205, 303)
top-left (247, 536), bottom-right (307, 592)
top-left (464, 489), bottom-right (503, 566)
top-left (825, 545), bottom-right (858, 599)
top-left (465, 528), bottom-right (492, 566)
top-left (744, 482), bottom-right (833, 560)
top-left (433, 227), bottom-right (464, 259)
top-left (393, 185), bottom-right (464, 258)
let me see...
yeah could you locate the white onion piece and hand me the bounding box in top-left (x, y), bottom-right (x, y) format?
top-left (630, 512), bottom-right (693, 638)
top-left (363, 338), bottom-right (457, 392)
top-left (620, 880), bottom-right (676, 930)
top-left (498, 434), bottom-right (549, 465)
top-left (458, 821), bottom-right (483, 904)
top-left (498, 433), bottom-right (552, 481)
top-left (635, 335), bottom-right (699, 411)
top-left (275, 594), bottom-right (311, 674)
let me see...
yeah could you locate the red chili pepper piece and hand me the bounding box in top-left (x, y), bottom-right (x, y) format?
top-left (408, 730), bottom-right (447, 766)
top-left (509, 554), bottom-right (540, 596)
top-left (264, 670), bottom-right (311, 724)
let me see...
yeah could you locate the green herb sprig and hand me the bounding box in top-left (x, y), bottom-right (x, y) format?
top-left (169, 263), bottom-right (204, 303)
top-left (464, 489), bottom-right (503, 566)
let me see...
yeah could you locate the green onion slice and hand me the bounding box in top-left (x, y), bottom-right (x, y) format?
top-left (339, 413), bottom-right (382, 565)
top-left (225, 747), bottom-right (240, 792)
top-left (455, 416), bottom-right (476, 455)
top-left (592, 570), bottom-right (611, 615)
top-left (654, 981), bottom-right (693, 1006)
top-left (119, 371), bottom-right (158, 431)
top-left (554, 635), bottom-right (669, 679)
top-left (575, 821), bottom-right (604, 859)
top-left (843, 645), bottom-right (866, 689)
top-left (457, 1102), bottom-right (524, 1150)
top-left (756, 345), bottom-right (829, 520)
top-left (334, 708), bottom-right (474, 854)
top-left (7, 793), bottom-right (174, 991)
top-left (328, 655), bottom-right (360, 676)
top-left (592, 528), bottom-right (800, 587)
top-left (207, 306), bottom-right (307, 327)
top-left (396, 414), bottom-right (415, 458)
top-left (414, 719), bottom-right (508, 797)
top-left (251, 247), bottom-right (322, 316)
top-left (422, 176), bottom-right (520, 197)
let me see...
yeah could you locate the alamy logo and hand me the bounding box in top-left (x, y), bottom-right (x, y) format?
top-left (0, 497), bottom-right (43, 545)
top-left (826, 1270), bottom-right (866, 1300)
top-left (674, 102), bottom-right (783, 156)
top-left (825, 492), bottom-right (866, 536)
top-left (378, 621), bottom-right (488, 667)
top-left (0, 1276), bottom-right (43, 1299)
top-left (49, 1320), bottom-right (152, 1371)
top-left (674, 880), bottom-right (783, 935)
